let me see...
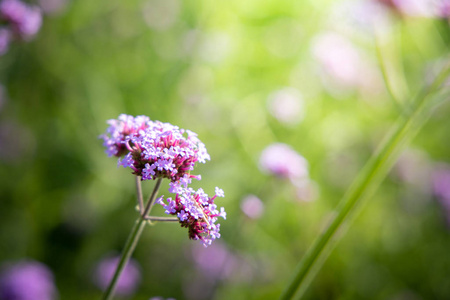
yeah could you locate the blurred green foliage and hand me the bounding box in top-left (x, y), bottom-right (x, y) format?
top-left (0, 0), bottom-right (449, 299)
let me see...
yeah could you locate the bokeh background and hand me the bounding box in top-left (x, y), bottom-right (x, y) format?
top-left (0, 0), bottom-right (449, 299)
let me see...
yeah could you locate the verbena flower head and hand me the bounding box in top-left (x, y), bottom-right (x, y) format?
top-left (0, 0), bottom-right (42, 40)
top-left (0, 260), bottom-right (58, 300)
top-left (158, 186), bottom-right (226, 247)
top-left (94, 255), bottom-right (141, 297)
top-left (100, 114), bottom-right (210, 182)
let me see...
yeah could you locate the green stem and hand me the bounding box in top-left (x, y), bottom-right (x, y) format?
top-left (143, 178), bottom-right (163, 218)
top-left (101, 177), bottom-right (163, 300)
top-left (136, 176), bottom-right (144, 214)
top-left (102, 218), bottom-right (146, 300)
top-left (279, 64), bottom-right (450, 300)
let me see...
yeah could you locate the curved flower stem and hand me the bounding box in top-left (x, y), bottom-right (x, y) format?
top-left (136, 176), bottom-right (144, 214)
top-left (143, 178), bottom-right (163, 218)
top-left (101, 177), bottom-right (163, 300)
top-left (102, 218), bottom-right (146, 300)
top-left (279, 64), bottom-right (450, 300)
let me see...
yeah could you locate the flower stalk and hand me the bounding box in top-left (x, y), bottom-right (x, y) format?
top-left (102, 217), bottom-right (146, 300)
top-left (102, 178), bottom-right (162, 300)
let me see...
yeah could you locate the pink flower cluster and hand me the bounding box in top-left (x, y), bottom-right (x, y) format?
top-left (158, 186), bottom-right (226, 247)
top-left (101, 114), bottom-right (210, 183)
top-left (101, 114), bottom-right (225, 246)
top-left (0, 0), bottom-right (42, 55)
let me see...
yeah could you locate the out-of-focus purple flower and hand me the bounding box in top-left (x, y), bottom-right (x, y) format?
top-left (437, 0), bottom-right (450, 17)
top-left (312, 31), bottom-right (377, 92)
top-left (94, 255), bottom-right (141, 297)
top-left (311, 32), bottom-right (360, 88)
top-left (433, 165), bottom-right (450, 204)
top-left (100, 114), bottom-right (210, 183)
top-left (267, 87), bottom-right (305, 126)
top-left (191, 241), bottom-right (233, 280)
top-left (190, 241), bottom-right (254, 283)
top-left (0, 260), bottom-right (58, 300)
top-left (186, 242), bottom-right (254, 299)
top-left (240, 194), bottom-right (264, 219)
top-left (432, 164), bottom-right (450, 225)
top-left (0, 0), bottom-right (42, 40)
top-left (377, 0), bottom-right (449, 18)
top-left (259, 143), bottom-right (308, 182)
top-left (158, 186), bottom-right (226, 247)
top-left (329, 0), bottom-right (393, 38)
top-left (0, 28), bottom-right (11, 55)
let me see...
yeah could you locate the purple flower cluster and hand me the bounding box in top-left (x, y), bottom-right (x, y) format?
top-left (0, 0), bottom-right (42, 55)
top-left (0, 260), bottom-right (58, 300)
top-left (158, 186), bottom-right (226, 247)
top-left (101, 114), bottom-right (225, 246)
top-left (101, 114), bottom-right (210, 183)
top-left (378, 0), bottom-right (450, 18)
top-left (433, 164), bottom-right (450, 226)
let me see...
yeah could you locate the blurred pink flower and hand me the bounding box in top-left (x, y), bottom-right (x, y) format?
top-left (0, 260), bottom-right (58, 300)
top-left (259, 143), bottom-right (308, 182)
top-left (433, 164), bottom-right (450, 204)
top-left (241, 194), bottom-right (265, 219)
top-left (267, 87), bottom-right (305, 126)
top-left (432, 164), bottom-right (450, 226)
top-left (311, 31), bottom-right (382, 94)
top-left (191, 241), bottom-right (233, 281)
top-left (377, 0), bottom-right (449, 18)
top-left (0, 0), bottom-right (42, 40)
top-left (94, 255), bottom-right (141, 297)
top-left (329, 0), bottom-right (393, 38)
